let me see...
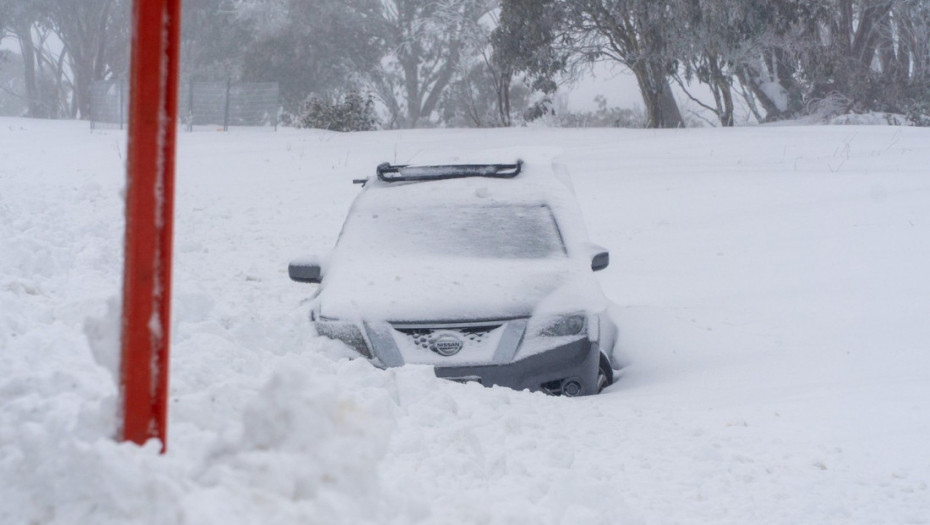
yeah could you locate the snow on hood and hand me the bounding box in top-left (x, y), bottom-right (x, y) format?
top-left (320, 256), bottom-right (575, 322)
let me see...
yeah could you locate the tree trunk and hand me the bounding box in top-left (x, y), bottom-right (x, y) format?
top-left (631, 62), bottom-right (683, 128)
top-left (708, 58), bottom-right (734, 127)
top-left (715, 77), bottom-right (734, 127)
top-left (495, 67), bottom-right (512, 127)
top-left (737, 49), bottom-right (803, 122)
top-left (737, 65), bottom-right (785, 121)
top-left (403, 56), bottom-right (420, 127)
top-left (418, 38), bottom-right (462, 126)
top-left (501, 71), bottom-right (512, 127)
top-left (16, 25), bottom-right (42, 118)
top-left (771, 49), bottom-right (803, 115)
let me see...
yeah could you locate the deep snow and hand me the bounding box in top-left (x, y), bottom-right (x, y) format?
top-left (2, 117), bottom-right (929, 524)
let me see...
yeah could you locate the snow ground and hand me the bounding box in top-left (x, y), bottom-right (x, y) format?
top-left (2, 117), bottom-right (929, 524)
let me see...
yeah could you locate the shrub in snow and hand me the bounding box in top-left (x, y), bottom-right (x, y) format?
top-left (828, 113), bottom-right (912, 126)
top-left (903, 85), bottom-right (930, 127)
top-left (534, 95), bottom-right (645, 128)
top-left (297, 91), bottom-right (378, 132)
top-left (806, 92), bottom-right (855, 122)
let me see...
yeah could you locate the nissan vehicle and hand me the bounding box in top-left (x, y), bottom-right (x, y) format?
top-left (289, 160), bottom-right (620, 396)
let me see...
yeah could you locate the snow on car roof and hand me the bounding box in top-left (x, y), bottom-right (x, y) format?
top-left (346, 157), bottom-right (595, 263)
top-left (317, 157), bottom-right (606, 322)
top-left (355, 159), bottom-right (582, 220)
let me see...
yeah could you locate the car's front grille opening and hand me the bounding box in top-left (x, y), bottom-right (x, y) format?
top-left (394, 325), bottom-right (501, 353)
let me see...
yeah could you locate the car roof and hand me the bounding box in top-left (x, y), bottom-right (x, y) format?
top-left (343, 159), bottom-right (594, 258)
top-left (318, 159), bottom-right (607, 321)
top-left (355, 160), bottom-right (571, 207)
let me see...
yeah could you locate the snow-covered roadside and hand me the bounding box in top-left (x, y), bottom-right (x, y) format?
top-left (2, 118), bottom-right (929, 524)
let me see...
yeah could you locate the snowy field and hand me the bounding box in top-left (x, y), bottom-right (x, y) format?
top-left (2, 116), bottom-right (930, 524)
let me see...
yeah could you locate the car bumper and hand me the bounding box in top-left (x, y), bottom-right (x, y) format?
top-left (316, 318), bottom-right (603, 396)
top-left (434, 337), bottom-right (601, 396)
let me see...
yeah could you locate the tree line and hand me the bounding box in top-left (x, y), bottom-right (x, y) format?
top-left (497, 0), bottom-right (930, 127)
top-left (1, 0), bottom-right (928, 128)
top-left (0, 0), bottom-right (129, 119)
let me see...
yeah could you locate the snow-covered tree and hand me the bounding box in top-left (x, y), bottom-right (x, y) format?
top-left (179, 0), bottom-right (250, 81)
top-left (495, 0), bottom-right (685, 128)
top-left (571, 0), bottom-right (685, 128)
top-left (235, 0), bottom-right (386, 113)
top-left (490, 0), bottom-right (569, 125)
top-left (44, 0), bottom-right (129, 118)
top-left (734, 0), bottom-right (930, 121)
top-left (372, 0), bottom-right (495, 128)
top-left (2, 1), bottom-right (67, 118)
top-left (668, 0), bottom-right (820, 125)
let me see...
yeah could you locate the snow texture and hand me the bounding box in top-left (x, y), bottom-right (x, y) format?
top-left (2, 117), bottom-right (930, 524)
top-left (319, 169), bottom-right (605, 323)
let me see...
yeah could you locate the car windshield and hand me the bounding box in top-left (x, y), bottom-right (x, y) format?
top-left (338, 204), bottom-right (566, 259)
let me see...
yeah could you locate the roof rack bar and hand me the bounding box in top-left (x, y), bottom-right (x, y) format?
top-left (376, 160), bottom-right (522, 182)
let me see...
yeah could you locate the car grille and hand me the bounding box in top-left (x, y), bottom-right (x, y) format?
top-left (394, 326), bottom-right (500, 352)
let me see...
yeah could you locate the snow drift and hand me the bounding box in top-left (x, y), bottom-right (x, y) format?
top-left (2, 118), bottom-right (929, 524)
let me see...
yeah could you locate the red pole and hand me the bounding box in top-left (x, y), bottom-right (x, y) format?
top-left (119, 0), bottom-right (181, 452)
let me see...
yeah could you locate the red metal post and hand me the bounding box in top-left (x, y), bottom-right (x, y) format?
top-left (119, 0), bottom-right (181, 452)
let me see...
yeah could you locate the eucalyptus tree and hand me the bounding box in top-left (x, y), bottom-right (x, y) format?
top-left (800, 0), bottom-right (930, 118)
top-left (490, 0), bottom-right (569, 125)
top-left (236, 0), bottom-right (386, 114)
top-left (179, 0), bottom-right (250, 81)
top-left (372, 0), bottom-right (495, 128)
top-left (3, 1), bottom-right (43, 117)
top-left (44, 0), bottom-right (129, 118)
top-left (494, 0), bottom-right (685, 128)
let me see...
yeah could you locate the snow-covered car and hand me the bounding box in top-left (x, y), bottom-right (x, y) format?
top-left (289, 160), bottom-right (619, 396)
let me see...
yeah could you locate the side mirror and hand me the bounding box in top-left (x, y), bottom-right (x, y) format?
top-left (586, 243), bottom-right (610, 272)
top-left (288, 257), bottom-right (322, 283)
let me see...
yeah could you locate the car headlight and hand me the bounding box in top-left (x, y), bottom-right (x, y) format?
top-left (315, 321), bottom-right (371, 357)
top-left (537, 315), bottom-right (586, 337)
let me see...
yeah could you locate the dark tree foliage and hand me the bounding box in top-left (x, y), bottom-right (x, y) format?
top-left (297, 91), bottom-right (378, 132)
top-left (494, 0), bottom-right (686, 128)
top-left (496, 0), bottom-right (930, 127)
top-left (799, 0), bottom-right (930, 119)
top-left (440, 60), bottom-right (531, 127)
top-left (372, 0), bottom-right (494, 128)
top-left (686, 0), bottom-right (930, 124)
top-left (573, 0), bottom-right (686, 128)
top-left (557, 95), bottom-right (644, 127)
top-left (670, 0), bottom-right (819, 124)
top-left (239, 0), bottom-right (385, 114)
top-left (179, 0), bottom-right (251, 81)
top-left (491, 0), bottom-right (568, 103)
top-left (490, 0), bottom-right (574, 125)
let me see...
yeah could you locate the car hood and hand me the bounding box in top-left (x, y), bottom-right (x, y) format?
top-left (318, 256), bottom-right (596, 323)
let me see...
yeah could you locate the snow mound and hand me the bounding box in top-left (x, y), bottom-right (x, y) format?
top-left (1, 348), bottom-right (400, 525)
top-left (182, 354), bottom-right (397, 524)
top-left (828, 112), bottom-right (912, 126)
